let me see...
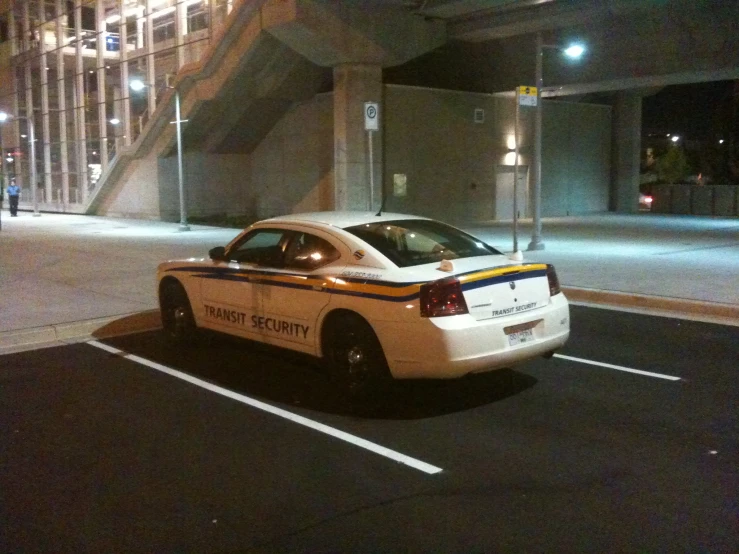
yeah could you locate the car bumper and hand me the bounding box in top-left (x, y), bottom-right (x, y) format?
top-left (375, 293), bottom-right (570, 379)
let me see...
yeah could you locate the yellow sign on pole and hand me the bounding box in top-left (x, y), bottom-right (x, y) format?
top-left (518, 86), bottom-right (538, 106)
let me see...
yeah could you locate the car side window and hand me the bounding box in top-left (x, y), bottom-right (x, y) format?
top-left (227, 229), bottom-right (289, 267)
top-left (283, 232), bottom-right (340, 271)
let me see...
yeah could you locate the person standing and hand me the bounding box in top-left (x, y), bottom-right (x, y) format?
top-left (7, 180), bottom-right (20, 216)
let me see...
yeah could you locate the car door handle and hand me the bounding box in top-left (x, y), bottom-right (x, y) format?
top-left (312, 284), bottom-right (324, 291)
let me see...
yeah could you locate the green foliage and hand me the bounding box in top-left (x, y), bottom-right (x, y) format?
top-left (656, 146), bottom-right (691, 184)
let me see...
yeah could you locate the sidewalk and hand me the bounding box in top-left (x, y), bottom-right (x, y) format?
top-left (1, 210), bottom-right (738, 354)
top-left (467, 214), bottom-right (739, 319)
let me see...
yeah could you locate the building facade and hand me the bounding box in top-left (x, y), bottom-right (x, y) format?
top-left (0, 0), bottom-right (616, 224)
top-left (0, 0), bottom-right (234, 210)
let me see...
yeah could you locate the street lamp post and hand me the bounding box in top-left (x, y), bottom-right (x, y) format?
top-left (528, 33), bottom-right (585, 251)
top-left (0, 111), bottom-right (40, 217)
top-left (528, 32), bottom-right (545, 251)
top-left (130, 78), bottom-right (189, 231)
top-left (173, 88), bottom-right (188, 232)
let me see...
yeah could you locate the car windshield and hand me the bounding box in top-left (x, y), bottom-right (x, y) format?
top-left (343, 219), bottom-right (501, 268)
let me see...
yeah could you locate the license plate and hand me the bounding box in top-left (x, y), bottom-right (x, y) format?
top-left (508, 328), bottom-right (535, 346)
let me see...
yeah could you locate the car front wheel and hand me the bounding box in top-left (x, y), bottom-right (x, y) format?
top-left (160, 280), bottom-right (196, 344)
top-left (323, 313), bottom-right (391, 397)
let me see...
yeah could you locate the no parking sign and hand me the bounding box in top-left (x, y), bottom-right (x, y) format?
top-left (364, 102), bottom-right (379, 131)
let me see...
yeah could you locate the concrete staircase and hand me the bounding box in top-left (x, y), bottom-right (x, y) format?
top-left (84, 0), bottom-right (327, 215)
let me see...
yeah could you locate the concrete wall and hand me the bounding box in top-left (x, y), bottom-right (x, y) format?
top-left (157, 152), bottom-right (252, 221)
top-left (96, 154), bottom-right (162, 220)
top-left (542, 101), bottom-right (612, 216)
top-left (652, 185), bottom-right (739, 216)
top-left (383, 85), bottom-right (528, 223)
top-left (152, 93), bottom-right (334, 222)
top-left (249, 93), bottom-right (334, 219)
top-left (98, 86), bottom-right (612, 223)
top-left (383, 85), bottom-right (611, 223)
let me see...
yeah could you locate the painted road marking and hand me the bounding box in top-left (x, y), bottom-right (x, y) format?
top-left (554, 353), bottom-right (681, 381)
top-left (88, 340), bottom-right (443, 475)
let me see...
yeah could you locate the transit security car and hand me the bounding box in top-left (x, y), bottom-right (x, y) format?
top-left (157, 212), bottom-right (570, 393)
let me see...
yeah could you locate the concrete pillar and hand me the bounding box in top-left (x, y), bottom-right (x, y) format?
top-left (21, 0), bottom-right (29, 53)
top-left (38, 0), bottom-right (53, 203)
top-left (113, 86), bottom-right (122, 154)
top-left (145, 0), bottom-right (156, 114)
top-left (175, 0), bottom-right (187, 69)
top-left (74, 0), bottom-right (88, 201)
top-left (96, 0), bottom-right (108, 174)
top-left (20, 0), bottom-right (31, 192)
top-left (136, 15), bottom-right (144, 49)
top-left (264, 1), bottom-right (444, 213)
top-left (56, 0), bottom-right (70, 208)
top-left (7, 1), bottom-right (20, 187)
top-left (333, 64), bottom-right (382, 211)
top-left (119, 0), bottom-right (132, 147)
top-left (610, 92), bottom-right (642, 213)
top-left (8, 2), bottom-right (17, 57)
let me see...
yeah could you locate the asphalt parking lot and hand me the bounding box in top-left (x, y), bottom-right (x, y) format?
top-left (2, 304), bottom-right (737, 553)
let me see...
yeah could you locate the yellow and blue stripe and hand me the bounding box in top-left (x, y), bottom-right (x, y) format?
top-left (165, 262), bottom-right (547, 303)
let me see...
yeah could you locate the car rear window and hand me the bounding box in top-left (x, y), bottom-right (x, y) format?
top-left (343, 219), bottom-right (501, 268)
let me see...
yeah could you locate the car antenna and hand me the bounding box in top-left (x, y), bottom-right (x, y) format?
top-left (375, 183), bottom-right (387, 216)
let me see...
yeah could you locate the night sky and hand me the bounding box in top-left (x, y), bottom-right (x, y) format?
top-left (641, 80), bottom-right (735, 140)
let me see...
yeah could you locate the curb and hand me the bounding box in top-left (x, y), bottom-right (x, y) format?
top-left (1, 289), bottom-right (737, 355)
top-left (0, 310), bottom-right (161, 354)
top-left (563, 287), bottom-right (739, 325)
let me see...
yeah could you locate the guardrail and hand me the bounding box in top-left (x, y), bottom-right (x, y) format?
top-left (651, 185), bottom-right (739, 216)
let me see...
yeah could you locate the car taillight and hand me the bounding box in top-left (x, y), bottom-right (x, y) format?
top-left (420, 277), bottom-right (469, 317)
top-left (546, 264), bottom-right (561, 296)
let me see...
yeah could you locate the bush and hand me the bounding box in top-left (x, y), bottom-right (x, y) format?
top-left (656, 146), bottom-right (691, 184)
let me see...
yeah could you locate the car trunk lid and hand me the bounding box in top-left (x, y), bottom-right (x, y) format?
top-left (456, 263), bottom-right (551, 321)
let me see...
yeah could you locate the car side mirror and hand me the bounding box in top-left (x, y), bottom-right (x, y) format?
top-left (209, 246), bottom-right (226, 261)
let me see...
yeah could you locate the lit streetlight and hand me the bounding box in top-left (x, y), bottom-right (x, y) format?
top-left (563, 44), bottom-right (585, 59)
top-left (529, 35), bottom-right (586, 251)
top-left (129, 78), bottom-right (189, 231)
top-left (0, 110), bottom-right (40, 216)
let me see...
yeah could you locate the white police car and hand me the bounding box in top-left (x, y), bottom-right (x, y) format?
top-left (157, 212), bottom-right (569, 393)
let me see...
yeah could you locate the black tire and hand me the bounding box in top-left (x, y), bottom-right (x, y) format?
top-left (160, 280), bottom-right (196, 344)
top-left (323, 313), bottom-right (391, 397)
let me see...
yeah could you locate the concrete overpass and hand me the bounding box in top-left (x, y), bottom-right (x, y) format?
top-left (2, 0), bottom-right (736, 223)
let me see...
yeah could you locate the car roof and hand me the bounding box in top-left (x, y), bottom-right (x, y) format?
top-left (261, 211), bottom-right (431, 229)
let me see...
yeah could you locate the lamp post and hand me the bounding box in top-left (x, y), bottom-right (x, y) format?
top-left (528, 33), bottom-right (585, 251)
top-left (0, 110), bottom-right (40, 217)
top-left (130, 78), bottom-right (189, 231)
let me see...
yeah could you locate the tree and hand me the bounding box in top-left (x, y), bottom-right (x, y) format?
top-left (656, 146), bottom-right (690, 184)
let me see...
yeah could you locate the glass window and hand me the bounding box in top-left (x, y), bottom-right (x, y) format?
top-left (284, 232), bottom-right (340, 271)
top-left (187, 2), bottom-right (209, 32)
top-left (343, 219), bottom-right (501, 268)
top-left (227, 229), bottom-right (289, 267)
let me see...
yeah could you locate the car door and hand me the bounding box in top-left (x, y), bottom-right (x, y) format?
top-left (200, 227), bottom-right (290, 340)
top-left (251, 229), bottom-right (345, 353)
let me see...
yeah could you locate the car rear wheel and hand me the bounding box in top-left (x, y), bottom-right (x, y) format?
top-left (160, 280), bottom-right (196, 344)
top-left (323, 313), bottom-right (391, 397)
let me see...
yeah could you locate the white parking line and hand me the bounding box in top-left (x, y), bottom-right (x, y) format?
top-left (553, 353), bottom-right (681, 381)
top-left (88, 340), bottom-right (443, 475)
